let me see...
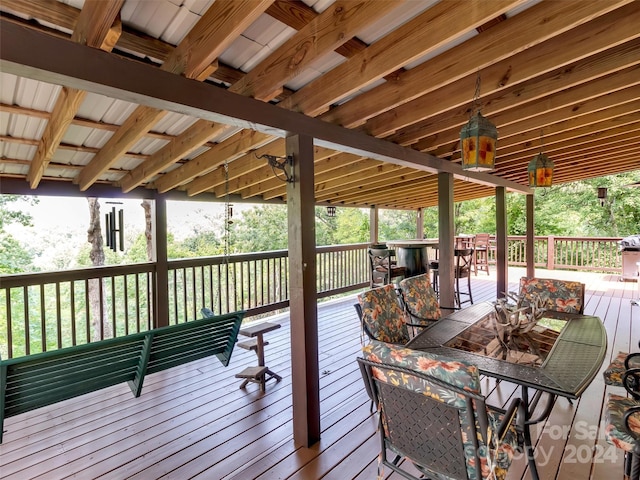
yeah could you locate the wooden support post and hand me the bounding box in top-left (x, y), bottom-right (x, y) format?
top-left (496, 187), bottom-right (508, 299)
top-left (286, 134), bottom-right (321, 448)
top-left (438, 173), bottom-right (455, 309)
top-left (370, 205), bottom-right (379, 245)
top-left (153, 194), bottom-right (169, 327)
top-left (417, 208), bottom-right (424, 239)
top-left (526, 193), bottom-right (535, 279)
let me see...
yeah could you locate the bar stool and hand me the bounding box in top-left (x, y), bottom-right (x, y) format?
top-left (368, 246), bottom-right (406, 287)
top-left (430, 248), bottom-right (474, 307)
top-left (473, 233), bottom-right (493, 275)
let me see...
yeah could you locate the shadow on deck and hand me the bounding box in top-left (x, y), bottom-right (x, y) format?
top-left (1, 268), bottom-right (638, 479)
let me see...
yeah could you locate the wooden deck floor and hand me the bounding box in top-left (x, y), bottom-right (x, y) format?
top-left (1, 268), bottom-right (638, 480)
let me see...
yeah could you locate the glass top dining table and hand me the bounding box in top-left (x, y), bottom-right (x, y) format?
top-left (406, 301), bottom-right (607, 480)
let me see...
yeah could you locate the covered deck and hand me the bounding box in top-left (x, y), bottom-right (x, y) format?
top-left (1, 268), bottom-right (638, 479)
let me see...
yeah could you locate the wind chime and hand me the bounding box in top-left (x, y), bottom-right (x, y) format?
top-left (105, 201), bottom-right (124, 251)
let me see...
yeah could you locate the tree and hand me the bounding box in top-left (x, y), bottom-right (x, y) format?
top-left (87, 198), bottom-right (112, 340)
top-left (0, 195), bottom-right (37, 273)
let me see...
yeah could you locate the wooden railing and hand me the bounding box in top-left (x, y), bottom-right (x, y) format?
top-left (0, 237), bottom-right (623, 359)
top-left (0, 244), bottom-right (369, 359)
top-left (496, 236), bottom-right (622, 272)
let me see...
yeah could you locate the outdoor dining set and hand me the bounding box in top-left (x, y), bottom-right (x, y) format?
top-left (356, 245), bottom-right (640, 480)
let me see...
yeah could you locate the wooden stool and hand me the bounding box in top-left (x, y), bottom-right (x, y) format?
top-left (235, 321), bottom-right (282, 392)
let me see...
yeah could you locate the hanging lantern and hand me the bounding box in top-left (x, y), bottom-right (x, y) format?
top-left (598, 187), bottom-right (607, 206)
top-left (528, 153), bottom-right (554, 188)
top-left (326, 206), bottom-right (336, 217)
top-left (460, 111), bottom-right (498, 171)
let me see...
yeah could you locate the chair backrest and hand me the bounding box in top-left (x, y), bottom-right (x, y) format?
top-left (474, 233), bottom-right (491, 248)
top-left (368, 247), bottom-right (393, 287)
top-left (356, 284), bottom-right (410, 344)
top-left (455, 248), bottom-right (474, 276)
top-left (398, 273), bottom-right (441, 324)
top-left (359, 341), bottom-right (498, 480)
top-left (519, 277), bottom-right (586, 314)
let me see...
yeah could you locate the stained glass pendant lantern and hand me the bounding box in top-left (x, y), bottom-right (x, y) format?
top-left (528, 152), bottom-right (554, 188)
top-left (460, 111), bottom-right (498, 171)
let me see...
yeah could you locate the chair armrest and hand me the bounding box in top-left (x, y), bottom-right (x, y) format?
top-left (625, 352), bottom-right (640, 369)
top-left (623, 405), bottom-right (640, 441)
top-left (623, 368), bottom-right (640, 399)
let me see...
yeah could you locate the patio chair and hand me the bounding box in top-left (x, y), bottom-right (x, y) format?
top-left (397, 273), bottom-right (458, 337)
top-left (604, 393), bottom-right (640, 480)
top-left (359, 341), bottom-right (524, 480)
top-left (354, 284), bottom-right (410, 345)
top-left (603, 343), bottom-right (640, 397)
top-left (518, 277), bottom-right (585, 314)
top-left (368, 246), bottom-right (406, 288)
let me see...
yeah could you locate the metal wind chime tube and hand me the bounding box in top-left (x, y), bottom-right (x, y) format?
top-left (105, 203), bottom-right (124, 251)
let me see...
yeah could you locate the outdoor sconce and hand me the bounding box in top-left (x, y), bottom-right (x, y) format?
top-left (598, 187), bottom-right (607, 206)
top-left (528, 153), bottom-right (554, 188)
top-left (326, 206), bottom-right (336, 217)
top-left (460, 73), bottom-right (497, 172)
top-left (256, 153), bottom-right (294, 183)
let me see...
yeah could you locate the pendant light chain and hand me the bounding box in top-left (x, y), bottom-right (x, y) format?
top-left (224, 159), bottom-right (230, 263)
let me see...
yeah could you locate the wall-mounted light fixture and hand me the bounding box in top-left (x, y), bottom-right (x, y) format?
top-left (326, 206), bottom-right (336, 217)
top-left (105, 202), bottom-right (124, 251)
top-left (460, 72), bottom-right (497, 172)
top-left (256, 153), bottom-right (294, 183)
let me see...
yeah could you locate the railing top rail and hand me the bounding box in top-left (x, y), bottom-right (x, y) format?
top-left (0, 262), bottom-right (156, 288)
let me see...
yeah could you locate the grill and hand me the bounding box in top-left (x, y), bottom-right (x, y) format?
top-left (619, 235), bottom-right (640, 281)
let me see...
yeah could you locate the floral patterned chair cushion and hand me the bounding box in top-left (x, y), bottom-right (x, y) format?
top-left (398, 274), bottom-right (441, 325)
top-left (519, 277), bottom-right (585, 314)
top-left (357, 284), bottom-right (410, 344)
top-left (603, 351), bottom-right (640, 387)
top-left (604, 394), bottom-right (640, 454)
top-left (362, 341), bottom-right (520, 480)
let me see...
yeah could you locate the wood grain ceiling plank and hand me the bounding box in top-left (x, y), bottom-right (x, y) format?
top-left (322, 0), bottom-right (633, 130)
top-left (230, 1), bottom-right (401, 101)
top-left (0, 103), bottom-right (173, 141)
top-left (189, 140), bottom-right (286, 197)
top-left (250, 151), bottom-right (367, 201)
top-left (119, 121), bottom-right (230, 193)
top-left (26, 0), bottom-right (124, 189)
top-left (75, 0), bottom-right (273, 191)
top-left (496, 125), bottom-right (640, 168)
top-left (423, 88), bottom-right (640, 160)
top-left (281, 0), bottom-right (524, 118)
top-left (367, 3), bottom-right (640, 139)
top-left (153, 129), bottom-right (274, 193)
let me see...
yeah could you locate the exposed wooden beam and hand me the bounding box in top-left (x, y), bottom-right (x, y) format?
top-left (0, 19), bottom-right (531, 194)
top-left (230, 1), bottom-right (401, 102)
top-left (280, 0), bottom-right (525, 117)
top-left (367, 4), bottom-right (640, 139)
top-left (74, 0), bottom-right (273, 191)
top-left (26, 0), bottom-right (124, 189)
top-left (321, 0), bottom-right (633, 129)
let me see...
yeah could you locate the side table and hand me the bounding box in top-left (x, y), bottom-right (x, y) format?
top-left (235, 321), bottom-right (282, 392)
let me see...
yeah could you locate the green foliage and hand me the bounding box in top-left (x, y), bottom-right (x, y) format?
top-left (333, 208), bottom-right (369, 244)
top-left (0, 195), bottom-right (37, 273)
top-left (232, 205), bottom-right (288, 252)
top-left (379, 209), bottom-right (417, 241)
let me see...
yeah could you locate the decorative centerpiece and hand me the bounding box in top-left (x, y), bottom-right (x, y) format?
top-left (490, 291), bottom-right (547, 364)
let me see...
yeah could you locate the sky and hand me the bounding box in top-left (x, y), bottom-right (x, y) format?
top-left (4, 195), bottom-right (254, 271)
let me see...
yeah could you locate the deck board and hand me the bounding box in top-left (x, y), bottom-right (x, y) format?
top-left (1, 267), bottom-right (638, 479)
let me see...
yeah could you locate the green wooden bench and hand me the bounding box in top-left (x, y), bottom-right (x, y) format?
top-left (0, 310), bottom-right (244, 443)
